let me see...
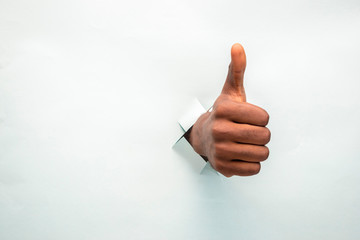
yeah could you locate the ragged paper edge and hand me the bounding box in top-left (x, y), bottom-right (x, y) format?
top-left (174, 98), bottom-right (222, 178)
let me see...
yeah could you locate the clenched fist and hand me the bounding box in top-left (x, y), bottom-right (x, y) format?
top-left (186, 43), bottom-right (271, 177)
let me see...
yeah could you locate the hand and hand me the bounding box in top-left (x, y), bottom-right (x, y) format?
top-left (186, 43), bottom-right (271, 177)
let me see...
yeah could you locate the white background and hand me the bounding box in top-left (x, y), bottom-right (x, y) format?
top-left (1, 0), bottom-right (360, 239)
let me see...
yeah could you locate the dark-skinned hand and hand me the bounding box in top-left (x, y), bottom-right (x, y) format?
top-left (186, 43), bottom-right (271, 177)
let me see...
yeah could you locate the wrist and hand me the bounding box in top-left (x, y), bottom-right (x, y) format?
top-left (185, 112), bottom-right (210, 157)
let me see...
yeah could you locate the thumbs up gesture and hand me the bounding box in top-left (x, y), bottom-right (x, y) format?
top-left (186, 43), bottom-right (271, 177)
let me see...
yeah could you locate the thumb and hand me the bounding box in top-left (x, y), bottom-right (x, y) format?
top-left (221, 43), bottom-right (247, 102)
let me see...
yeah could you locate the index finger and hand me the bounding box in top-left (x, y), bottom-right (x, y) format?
top-left (214, 101), bottom-right (269, 126)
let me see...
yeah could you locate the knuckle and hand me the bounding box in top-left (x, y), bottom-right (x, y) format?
top-left (210, 122), bottom-right (224, 140)
top-left (252, 163), bottom-right (261, 175)
top-left (213, 103), bottom-right (228, 118)
top-left (263, 127), bottom-right (271, 144)
top-left (244, 163), bottom-right (261, 175)
top-left (261, 146), bottom-right (270, 160)
top-left (212, 159), bottom-right (225, 173)
top-left (262, 110), bottom-right (270, 126)
top-left (213, 143), bottom-right (226, 158)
